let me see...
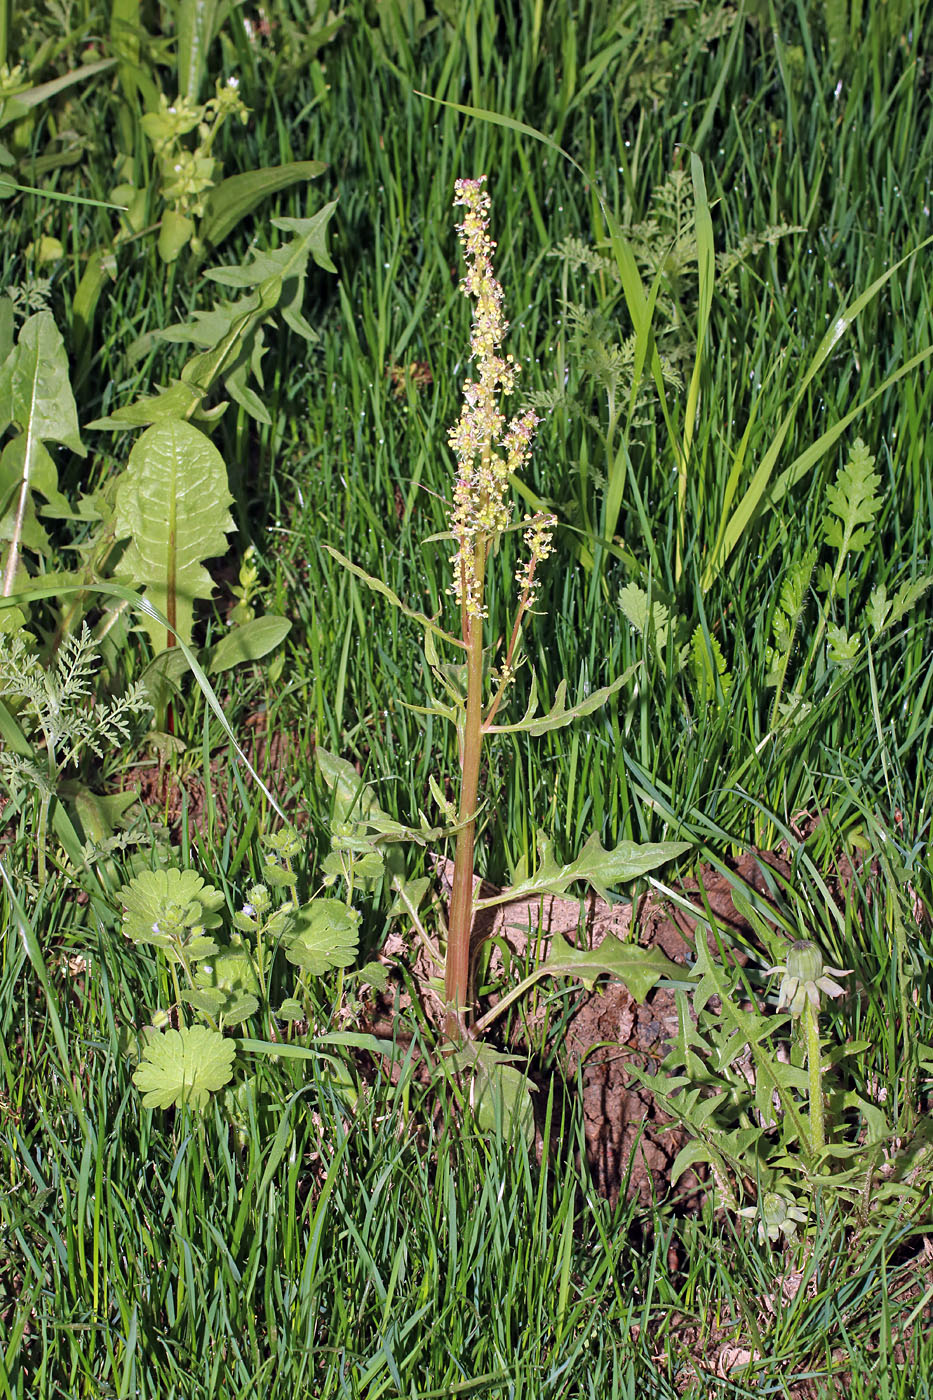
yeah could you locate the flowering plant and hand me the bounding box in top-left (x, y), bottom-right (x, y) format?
top-left (323, 177), bottom-right (690, 1065)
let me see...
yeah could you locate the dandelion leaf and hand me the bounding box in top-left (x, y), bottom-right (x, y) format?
top-left (479, 831), bottom-right (690, 908)
top-left (114, 420), bottom-right (234, 652)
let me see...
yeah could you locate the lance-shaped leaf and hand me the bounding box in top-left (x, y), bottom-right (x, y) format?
top-left (113, 420), bottom-right (234, 653)
top-left (486, 666), bottom-right (636, 735)
top-left (0, 311), bottom-right (84, 593)
top-left (475, 831), bottom-right (691, 909)
top-left (324, 545), bottom-right (463, 650)
top-left (133, 1025), bottom-right (236, 1109)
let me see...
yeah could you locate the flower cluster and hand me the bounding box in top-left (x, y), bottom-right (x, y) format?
top-left (448, 176), bottom-right (550, 617)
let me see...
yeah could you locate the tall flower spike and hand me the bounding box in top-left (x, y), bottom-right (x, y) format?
top-left (448, 176), bottom-right (546, 618)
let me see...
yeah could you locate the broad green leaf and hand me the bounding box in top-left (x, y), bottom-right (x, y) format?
top-left (207, 614), bottom-right (292, 673)
top-left (133, 1025), bottom-right (235, 1109)
top-left (542, 933), bottom-right (685, 1003)
top-left (447, 1041), bottom-right (535, 1146)
top-left (0, 311), bottom-right (84, 591)
top-left (113, 420), bottom-right (234, 652)
top-left (119, 867), bottom-right (225, 960)
top-left (158, 208), bottom-right (195, 263)
top-left (199, 161), bottom-right (327, 251)
top-left (284, 898), bottom-right (360, 975)
top-left (475, 832), bottom-right (691, 908)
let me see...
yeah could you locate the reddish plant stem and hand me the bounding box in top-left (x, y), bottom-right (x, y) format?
top-left (444, 538), bottom-right (487, 1039)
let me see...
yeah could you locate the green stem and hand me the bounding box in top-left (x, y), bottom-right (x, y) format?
top-left (804, 998), bottom-right (825, 1155)
top-left (445, 552), bottom-right (487, 1040)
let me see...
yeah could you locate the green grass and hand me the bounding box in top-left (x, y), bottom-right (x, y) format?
top-left (2, 0), bottom-right (933, 1394)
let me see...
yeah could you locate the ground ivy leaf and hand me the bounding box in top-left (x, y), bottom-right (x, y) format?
top-left (284, 898), bottom-right (360, 975)
top-left (133, 1025), bottom-right (236, 1109)
top-left (118, 867), bottom-right (225, 958)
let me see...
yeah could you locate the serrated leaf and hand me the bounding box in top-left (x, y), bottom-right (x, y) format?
top-left (133, 1025), bottom-right (236, 1109)
top-left (689, 625), bottom-right (732, 703)
top-left (113, 420), bottom-right (234, 652)
top-left (207, 614), bottom-right (292, 673)
top-left (476, 831), bottom-right (690, 908)
top-left (827, 623), bottom-right (860, 668)
top-left (284, 898), bottom-right (360, 975)
top-left (277, 998), bottom-right (303, 1022)
top-left (542, 933), bottom-right (685, 1003)
top-left (823, 438), bottom-right (882, 559)
top-left (882, 574), bottom-right (933, 633)
top-left (618, 581), bottom-right (678, 657)
top-left (866, 584), bottom-right (890, 635)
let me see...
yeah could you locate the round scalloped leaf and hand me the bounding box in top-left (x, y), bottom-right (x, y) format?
top-left (133, 1025), bottom-right (236, 1109)
top-left (284, 898), bottom-right (360, 975)
top-left (119, 867), bottom-right (226, 957)
top-left (195, 947), bottom-right (260, 995)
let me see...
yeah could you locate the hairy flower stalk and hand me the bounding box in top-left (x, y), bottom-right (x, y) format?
top-left (444, 176), bottom-right (555, 1038)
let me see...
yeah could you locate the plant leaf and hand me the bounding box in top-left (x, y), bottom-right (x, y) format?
top-left (113, 420), bottom-right (234, 652)
top-left (119, 867), bottom-right (225, 960)
top-left (487, 666), bottom-right (636, 735)
top-left (475, 832), bottom-right (691, 908)
top-left (324, 545), bottom-right (463, 650)
top-left (284, 898), bottom-right (361, 975)
top-left (133, 1025), bottom-right (236, 1109)
top-left (198, 161), bottom-right (327, 251)
top-left (823, 438), bottom-right (882, 559)
top-left (542, 933), bottom-right (685, 1003)
top-left (447, 1041), bottom-right (535, 1145)
top-left (207, 614), bottom-right (292, 673)
top-left (0, 311), bottom-right (84, 590)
